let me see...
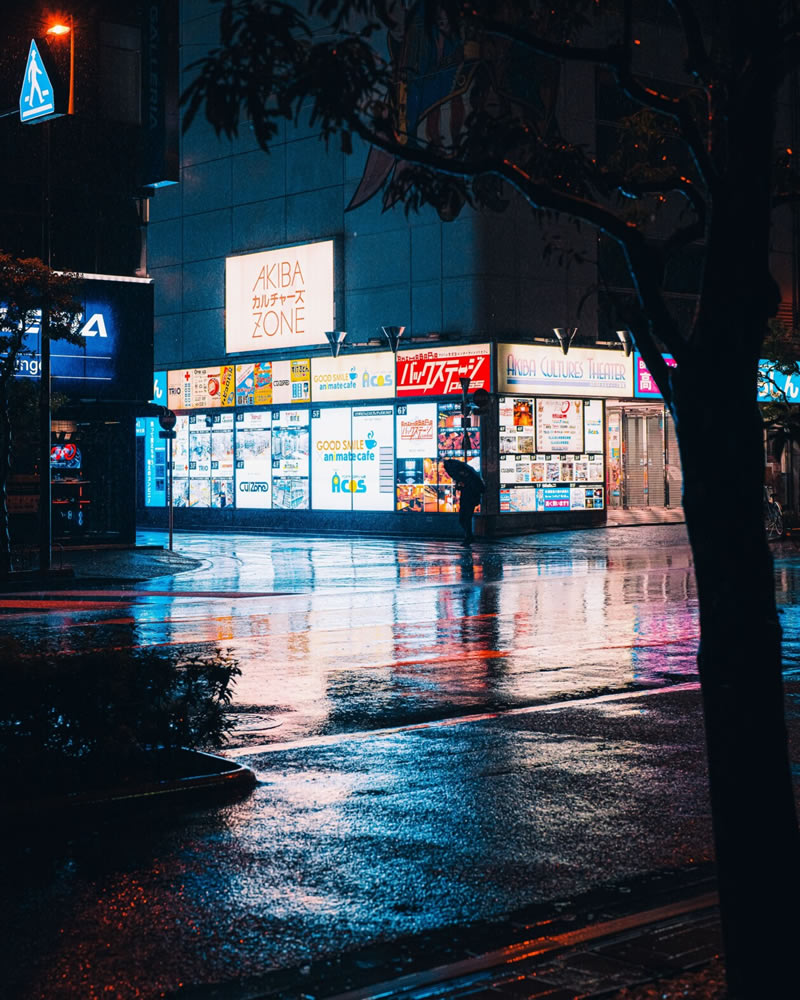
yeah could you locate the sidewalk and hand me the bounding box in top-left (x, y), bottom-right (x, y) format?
top-left (606, 507), bottom-right (685, 527)
top-left (319, 897), bottom-right (723, 1000)
top-left (1, 542), bottom-right (201, 589)
top-left (175, 869), bottom-right (723, 1000)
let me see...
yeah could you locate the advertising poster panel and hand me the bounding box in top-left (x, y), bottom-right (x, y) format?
top-left (189, 480), bottom-right (211, 507)
top-left (352, 408), bottom-right (395, 511)
top-left (311, 407), bottom-right (353, 510)
top-left (536, 399), bottom-right (584, 453)
top-left (499, 396), bottom-right (535, 454)
top-left (188, 420), bottom-right (211, 485)
top-left (273, 358), bottom-right (311, 404)
top-left (396, 344), bottom-right (491, 396)
top-left (235, 411), bottom-right (272, 509)
top-left (172, 415), bottom-right (190, 478)
top-left (396, 403), bottom-right (438, 512)
top-left (498, 343), bottom-right (633, 397)
top-left (226, 241), bottom-right (334, 353)
top-left (210, 413), bottom-right (234, 507)
top-left (311, 352), bottom-right (394, 402)
top-left (167, 366), bottom-right (235, 409)
top-left (272, 409), bottom-right (310, 509)
top-left (584, 398), bottom-right (604, 453)
top-left (500, 485), bottom-right (604, 512)
top-left (499, 396), bottom-right (605, 513)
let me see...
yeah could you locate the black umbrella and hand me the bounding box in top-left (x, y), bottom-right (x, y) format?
top-left (443, 459), bottom-right (485, 491)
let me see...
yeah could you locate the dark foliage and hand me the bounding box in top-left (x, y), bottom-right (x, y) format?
top-left (0, 644), bottom-right (241, 799)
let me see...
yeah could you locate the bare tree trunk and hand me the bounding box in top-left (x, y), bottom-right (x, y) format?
top-left (673, 350), bottom-right (800, 996)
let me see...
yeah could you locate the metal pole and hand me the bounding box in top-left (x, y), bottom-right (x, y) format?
top-left (38, 122), bottom-right (52, 573)
top-left (38, 309), bottom-right (51, 571)
top-left (167, 433), bottom-right (174, 551)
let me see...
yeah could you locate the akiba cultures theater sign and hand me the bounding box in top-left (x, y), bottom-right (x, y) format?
top-left (498, 343), bottom-right (634, 398)
top-left (226, 241), bottom-right (335, 353)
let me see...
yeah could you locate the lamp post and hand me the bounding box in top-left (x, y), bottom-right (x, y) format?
top-left (34, 19), bottom-right (73, 572)
top-left (46, 18), bottom-right (74, 114)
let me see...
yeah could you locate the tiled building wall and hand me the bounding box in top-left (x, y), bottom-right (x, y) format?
top-left (148, 0), bottom-right (600, 371)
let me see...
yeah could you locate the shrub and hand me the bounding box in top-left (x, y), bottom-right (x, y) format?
top-left (0, 644), bottom-right (241, 797)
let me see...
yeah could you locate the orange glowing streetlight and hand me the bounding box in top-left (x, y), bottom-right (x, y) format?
top-left (46, 17), bottom-right (73, 115)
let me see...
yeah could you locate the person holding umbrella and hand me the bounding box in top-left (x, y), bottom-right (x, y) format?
top-left (443, 459), bottom-right (485, 545)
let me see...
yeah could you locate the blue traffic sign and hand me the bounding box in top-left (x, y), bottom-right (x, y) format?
top-left (19, 39), bottom-right (63, 123)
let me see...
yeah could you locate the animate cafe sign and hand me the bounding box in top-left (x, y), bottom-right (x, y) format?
top-left (497, 343), bottom-right (634, 397)
top-left (311, 352), bottom-right (395, 402)
top-left (225, 241), bottom-right (334, 352)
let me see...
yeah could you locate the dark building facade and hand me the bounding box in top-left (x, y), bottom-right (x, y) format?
top-left (0, 1), bottom-right (163, 547)
top-left (136, 1), bottom-right (800, 538)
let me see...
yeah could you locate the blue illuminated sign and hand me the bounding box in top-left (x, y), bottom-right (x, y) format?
top-left (8, 275), bottom-right (153, 402)
top-left (758, 360), bottom-right (800, 404)
top-left (144, 417), bottom-right (167, 506)
top-left (19, 39), bottom-right (64, 124)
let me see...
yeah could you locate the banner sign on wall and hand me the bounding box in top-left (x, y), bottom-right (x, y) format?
top-left (396, 344), bottom-right (491, 396)
top-left (396, 403), bottom-right (437, 457)
top-left (536, 399), bottom-right (584, 453)
top-left (498, 343), bottom-right (633, 397)
top-left (234, 358), bottom-right (310, 406)
top-left (633, 353), bottom-right (677, 398)
top-left (168, 366), bottom-right (234, 409)
top-left (311, 352), bottom-right (394, 402)
top-left (8, 274), bottom-right (154, 402)
top-left (226, 241), bottom-right (334, 353)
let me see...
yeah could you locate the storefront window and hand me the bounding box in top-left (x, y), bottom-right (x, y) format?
top-left (311, 407), bottom-right (396, 511)
top-left (172, 415), bottom-right (190, 506)
top-left (271, 409), bottom-right (310, 509)
top-left (395, 402), bottom-right (482, 513)
top-left (235, 411), bottom-right (272, 508)
top-left (499, 396), bottom-right (605, 512)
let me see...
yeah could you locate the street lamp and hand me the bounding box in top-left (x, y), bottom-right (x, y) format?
top-left (324, 330), bottom-right (348, 357)
top-left (553, 327), bottom-right (578, 355)
top-left (616, 328), bottom-right (633, 356)
top-left (46, 18), bottom-right (74, 115)
top-left (34, 18), bottom-right (73, 571)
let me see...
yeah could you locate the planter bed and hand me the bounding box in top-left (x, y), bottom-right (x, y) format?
top-left (3, 748), bottom-right (257, 824)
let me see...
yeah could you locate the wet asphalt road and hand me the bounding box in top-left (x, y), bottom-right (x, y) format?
top-left (3, 525), bottom-right (800, 999)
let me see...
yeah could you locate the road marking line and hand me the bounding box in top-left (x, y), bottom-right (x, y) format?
top-left (225, 681), bottom-right (701, 758)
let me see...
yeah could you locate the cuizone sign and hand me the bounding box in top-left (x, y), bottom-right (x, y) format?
top-left (226, 241), bottom-right (334, 353)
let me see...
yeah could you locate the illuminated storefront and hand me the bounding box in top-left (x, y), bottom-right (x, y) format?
top-left (138, 339), bottom-right (651, 535)
top-left (607, 353), bottom-right (683, 510)
top-left (9, 273), bottom-right (154, 543)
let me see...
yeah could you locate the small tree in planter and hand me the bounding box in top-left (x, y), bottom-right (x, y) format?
top-left (0, 643), bottom-right (242, 800)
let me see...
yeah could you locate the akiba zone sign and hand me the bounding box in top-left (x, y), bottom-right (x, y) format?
top-left (226, 241), bottom-right (335, 353)
top-left (9, 274), bottom-right (154, 402)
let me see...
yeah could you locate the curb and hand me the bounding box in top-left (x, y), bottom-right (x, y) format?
top-left (3, 749), bottom-right (257, 825)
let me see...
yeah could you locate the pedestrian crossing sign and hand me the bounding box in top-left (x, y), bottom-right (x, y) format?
top-left (19, 39), bottom-right (65, 123)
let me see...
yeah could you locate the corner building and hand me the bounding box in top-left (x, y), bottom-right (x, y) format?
top-left (139, 1), bottom-right (700, 538)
